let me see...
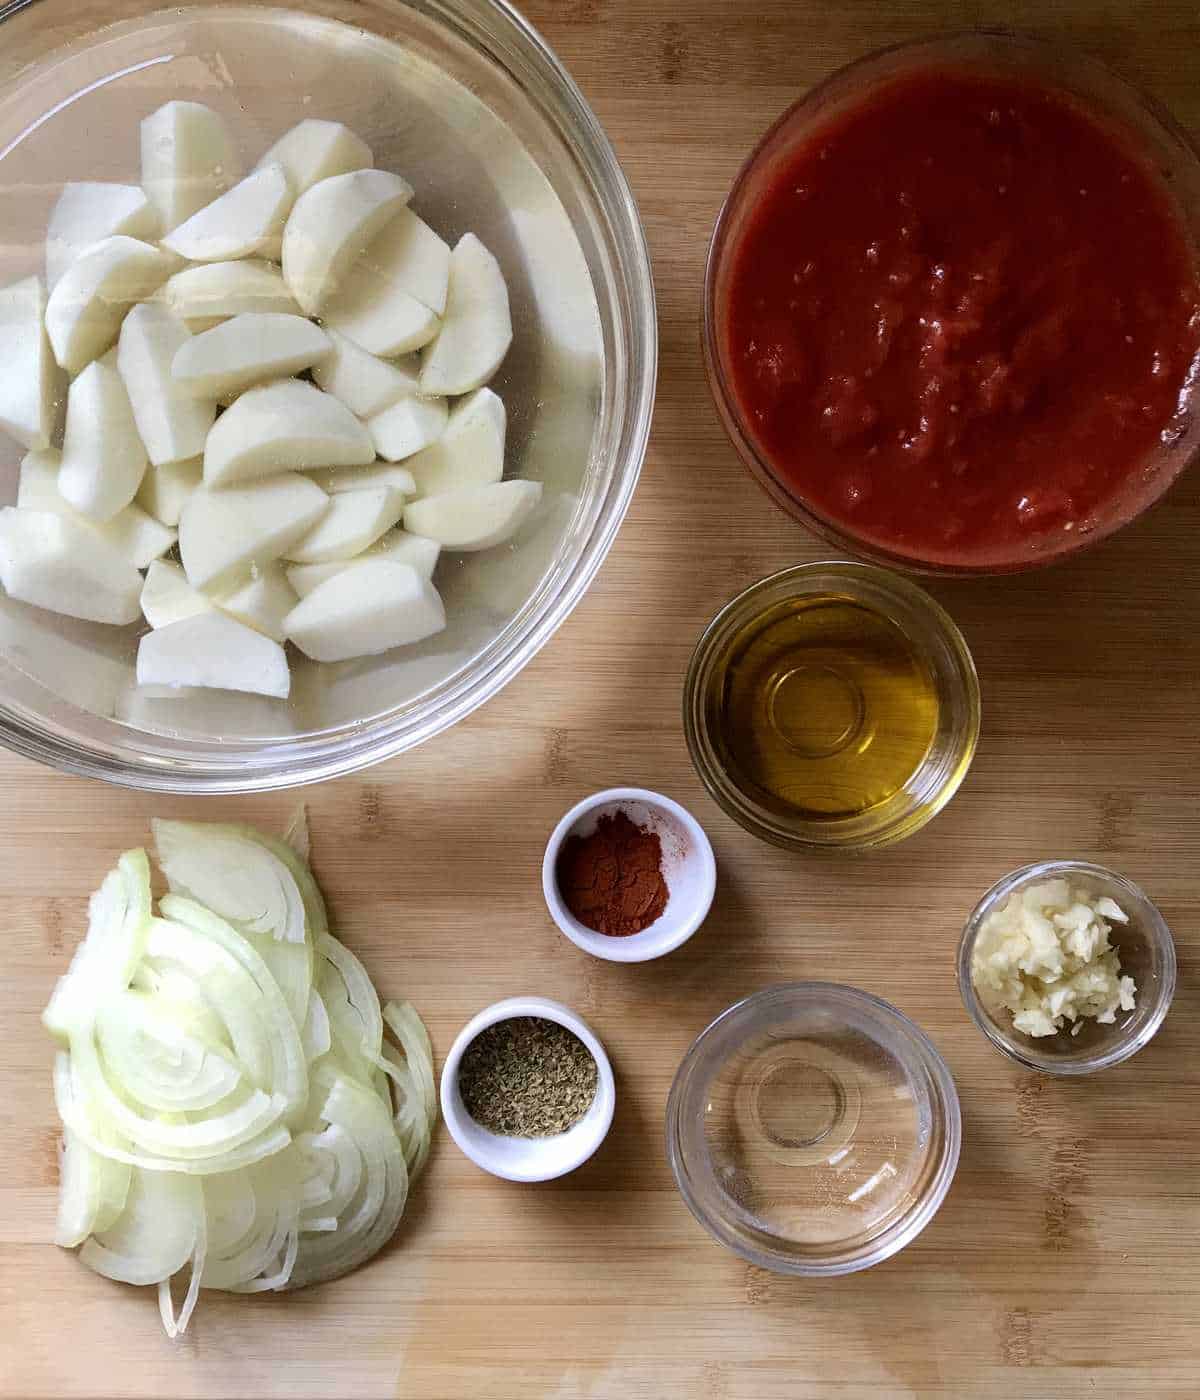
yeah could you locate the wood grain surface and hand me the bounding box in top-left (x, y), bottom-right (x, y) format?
top-left (3, 1), bottom-right (1200, 1397)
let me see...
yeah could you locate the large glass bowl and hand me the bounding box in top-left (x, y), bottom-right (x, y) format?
top-left (703, 31), bottom-right (1200, 575)
top-left (0, 0), bottom-right (656, 790)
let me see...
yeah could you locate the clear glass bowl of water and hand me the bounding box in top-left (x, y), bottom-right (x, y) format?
top-left (666, 983), bottom-right (961, 1275)
top-left (0, 0), bottom-right (655, 790)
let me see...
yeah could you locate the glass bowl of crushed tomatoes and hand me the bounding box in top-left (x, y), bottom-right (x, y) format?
top-left (704, 31), bottom-right (1200, 575)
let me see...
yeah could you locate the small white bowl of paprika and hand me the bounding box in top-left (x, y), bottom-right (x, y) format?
top-left (542, 787), bottom-right (717, 962)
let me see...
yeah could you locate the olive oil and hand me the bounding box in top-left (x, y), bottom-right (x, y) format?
top-left (713, 595), bottom-right (939, 822)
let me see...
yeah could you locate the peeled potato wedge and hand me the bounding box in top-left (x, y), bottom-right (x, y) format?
top-left (19, 448), bottom-right (175, 570)
top-left (281, 168), bottom-right (413, 314)
top-left (0, 275), bottom-right (62, 451)
top-left (90, 507), bottom-right (175, 572)
top-left (20, 447), bottom-right (172, 568)
top-left (15, 448), bottom-right (66, 513)
top-left (162, 260), bottom-right (300, 330)
top-left (284, 559), bottom-right (445, 663)
top-left (178, 472), bottom-right (329, 591)
top-left (136, 457), bottom-right (202, 528)
top-left (405, 386), bottom-right (505, 497)
top-left (419, 233), bottom-right (512, 396)
top-left (171, 313), bottom-right (331, 399)
top-left (256, 119), bottom-right (372, 195)
top-left (284, 484), bottom-right (407, 564)
top-left (141, 101), bottom-right (240, 233)
top-left (10, 107), bottom-right (539, 667)
top-left (0, 507), bottom-right (142, 625)
top-left (305, 462), bottom-right (416, 496)
top-left (354, 206), bottom-right (450, 315)
top-left (404, 479), bottom-right (541, 551)
top-left (44, 236), bottom-right (173, 376)
top-left (117, 303), bottom-right (216, 467)
top-left (58, 358), bottom-right (148, 522)
top-left (310, 328), bottom-right (419, 418)
top-left (46, 182), bottom-right (160, 289)
top-left (368, 395), bottom-right (448, 462)
top-left (161, 162), bottom-right (294, 263)
top-left (323, 268), bottom-right (440, 357)
top-left (203, 380), bottom-right (374, 487)
top-left (286, 529), bottom-right (440, 597)
top-left (214, 560), bottom-right (297, 643)
top-left (136, 611), bottom-right (290, 698)
top-left (140, 558), bottom-right (213, 629)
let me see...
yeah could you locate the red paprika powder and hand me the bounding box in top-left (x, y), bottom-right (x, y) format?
top-left (556, 809), bottom-right (669, 937)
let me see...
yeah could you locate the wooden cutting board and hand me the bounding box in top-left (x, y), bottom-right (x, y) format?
top-left (4, 0), bottom-right (1200, 1396)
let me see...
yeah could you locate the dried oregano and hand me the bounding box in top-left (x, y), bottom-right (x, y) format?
top-left (458, 1016), bottom-right (598, 1137)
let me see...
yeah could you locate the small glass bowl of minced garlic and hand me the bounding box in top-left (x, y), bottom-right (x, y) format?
top-left (958, 861), bottom-right (1176, 1075)
top-left (439, 997), bottom-right (616, 1181)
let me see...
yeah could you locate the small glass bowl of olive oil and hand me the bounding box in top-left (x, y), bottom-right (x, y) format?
top-left (684, 563), bottom-right (980, 850)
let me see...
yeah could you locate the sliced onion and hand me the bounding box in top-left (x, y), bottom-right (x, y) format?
top-left (47, 821), bottom-right (436, 1337)
top-left (383, 1001), bottom-right (437, 1175)
top-left (287, 1069), bottom-right (408, 1289)
top-left (296, 1122), bottom-right (362, 1221)
top-left (96, 989), bottom-right (244, 1113)
top-left (160, 1219), bottom-right (206, 1339)
top-left (44, 850), bottom-right (150, 1041)
top-left (317, 933), bottom-right (384, 1078)
top-left (202, 1169), bottom-right (259, 1258)
top-left (55, 1125), bottom-right (131, 1248)
top-left (232, 1226), bottom-right (298, 1293)
top-left (244, 823), bottom-right (330, 940)
top-left (74, 1034), bottom-right (283, 1160)
top-left (301, 989), bottom-right (332, 1062)
top-left (80, 1168), bottom-right (202, 1285)
top-left (201, 1157), bottom-right (299, 1290)
top-left (145, 919), bottom-right (276, 1089)
top-left (299, 1215), bottom-right (338, 1233)
top-left (156, 899), bottom-right (308, 1120)
top-left (154, 819), bottom-right (308, 947)
top-left (384, 1002), bottom-right (436, 1122)
top-left (244, 932), bottom-right (311, 1031)
top-left (55, 1051), bottom-right (294, 1177)
top-left (130, 962), bottom-right (234, 1051)
top-left (283, 805), bottom-right (311, 863)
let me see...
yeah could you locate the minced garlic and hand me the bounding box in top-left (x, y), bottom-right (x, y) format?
top-left (971, 879), bottom-right (1137, 1038)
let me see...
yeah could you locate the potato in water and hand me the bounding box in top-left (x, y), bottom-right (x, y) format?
top-left (0, 104), bottom-right (534, 704)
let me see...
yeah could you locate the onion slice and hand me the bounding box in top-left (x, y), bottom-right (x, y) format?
top-left (283, 805), bottom-right (311, 863)
top-left (80, 1168), bottom-right (202, 1285)
top-left (154, 819), bottom-right (308, 947)
top-left (287, 1069), bottom-right (408, 1289)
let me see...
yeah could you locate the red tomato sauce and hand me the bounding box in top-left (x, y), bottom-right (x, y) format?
top-left (722, 69), bottom-right (1200, 566)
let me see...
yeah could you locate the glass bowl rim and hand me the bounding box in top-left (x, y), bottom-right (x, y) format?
top-left (956, 858), bottom-right (1178, 1075)
top-left (665, 981), bottom-right (963, 1276)
top-left (701, 27), bottom-right (1200, 577)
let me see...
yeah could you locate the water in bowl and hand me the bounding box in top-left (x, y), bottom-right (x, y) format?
top-left (701, 1017), bottom-right (931, 1250)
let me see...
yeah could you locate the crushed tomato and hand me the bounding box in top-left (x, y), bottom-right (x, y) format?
top-left (723, 69), bottom-right (1200, 566)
